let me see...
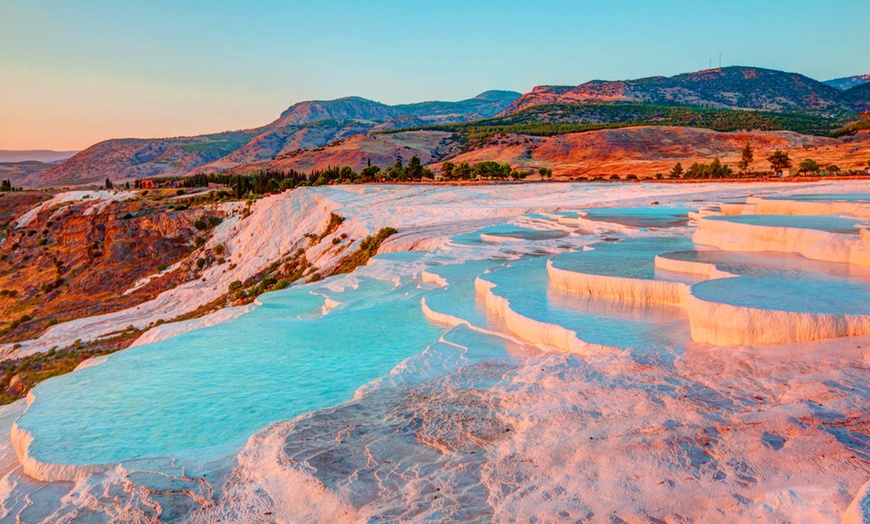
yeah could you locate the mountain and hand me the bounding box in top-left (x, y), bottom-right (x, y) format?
top-left (824, 74), bottom-right (870, 90)
top-left (502, 67), bottom-right (853, 116)
top-left (40, 130), bottom-right (264, 187)
top-left (0, 161), bottom-right (57, 188)
top-left (0, 150), bottom-right (78, 163)
top-left (40, 91), bottom-right (521, 187)
top-left (842, 82), bottom-right (870, 113)
top-left (395, 91), bottom-right (525, 124)
top-left (232, 130), bottom-right (461, 175)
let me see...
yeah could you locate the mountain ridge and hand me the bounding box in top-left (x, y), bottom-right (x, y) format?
top-left (501, 66), bottom-right (857, 116)
top-left (824, 74), bottom-right (870, 90)
top-left (39, 91), bottom-right (521, 186)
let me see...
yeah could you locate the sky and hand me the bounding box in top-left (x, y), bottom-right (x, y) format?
top-left (1, 0), bottom-right (869, 150)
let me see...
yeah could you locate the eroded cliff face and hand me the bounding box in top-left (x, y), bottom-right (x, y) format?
top-left (0, 193), bottom-right (218, 344)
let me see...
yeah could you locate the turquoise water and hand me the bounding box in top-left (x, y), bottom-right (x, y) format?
top-left (692, 276), bottom-right (870, 314)
top-left (483, 258), bottom-right (689, 348)
top-left (582, 207), bottom-right (691, 229)
top-left (705, 214), bottom-right (867, 234)
top-left (452, 224), bottom-right (567, 245)
top-left (550, 237), bottom-right (694, 279)
top-left (18, 276), bottom-right (446, 466)
top-left (658, 250), bottom-right (870, 283)
top-left (423, 260), bottom-right (507, 330)
top-left (766, 193), bottom-right (870, 202)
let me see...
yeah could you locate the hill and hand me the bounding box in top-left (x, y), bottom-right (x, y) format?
top-left (40, 91), bottom-right (520, 187)
top-left (824, 74), bottom-right (870, 90)
top-left (41, 130), bottom-right (264, 187)
top-left (435, 126), bottom-right (870, 178)
top-left (0, 161), bottom-right (58, 188)
top-left (842, 82), bottom-right (870, 113)
top-left (411, 103), bottom-right (841, 139)
top-left (0, 150), bottom-right (78, 163)
top-left (503, 67), bottom-right (855, 116)
top-left (231, 130), bottom-right (461, 175)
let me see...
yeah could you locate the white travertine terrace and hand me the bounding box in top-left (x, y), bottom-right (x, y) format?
top-left (547, 259), bottom-right (690, 306)
top-left (693, 215), bottom-right (870, 266)
top-left (474, 276), bottom-right (611, 355)
top-left (546, 194), bottom-right (870, 346)
top-left (2, 184), bottom-right (869, 522)
top-left (747, 196), bottom-right (870, 217)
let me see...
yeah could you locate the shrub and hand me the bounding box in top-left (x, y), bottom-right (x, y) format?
top-left (194, 219), bottom-right (208, 230)
top-left (208, 216), bottom-right (223, 227)
top-left (196, 258), bottom-right (206, 269)
top-left (228, 280), bottom-right (243, 292)
top-left (194, 237), bottom-right (206, 248)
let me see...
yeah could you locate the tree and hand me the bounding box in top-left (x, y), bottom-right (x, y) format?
top-left (388, 159), bottom-right (406, 181)
top-left (454, 162), bottom-right (472, 180)
top-left (360, 165), bottom-right (380, 182)
top-left (406, 156), bottom-right (423, 179)
top-left (538, 167), bottom-right (553, 180)
top-left (339, 166), bottom-right (356, 182)
top-left (767, 149), bottom-right (792, 174)
top-left (825, 164), bottom-right (841, 175)
top-left (708, 157), bottom-right (732, 178)
top-left (441, 161), bottom-right (455, 180)
top-left (738, 142), bottom-right (753, 174)
top-left (0, 180), bottom-right (11, 191)
top-left (105, 178), bottom-right (113, 190)
top-left (670, 162), bottom-right (683, 178)
top-left (798, 158), bottom-right (820, 175)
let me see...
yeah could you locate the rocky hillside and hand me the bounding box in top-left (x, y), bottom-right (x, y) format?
top-left (436, 126), bottom-right (870, 178)
top-left (824, 74), bottom-right (870, 90)
top-left (843, 82), bottom-right (870, 112)
top-left (0, 161), bottom-right (58, 188)
top-left (41, 130), bottom-right (264, 187)
top-left (0, 190), bottom-right (229, 345)
top-left (503, 67), bottom-right (858, 116)
top-left (40, 92), bottom-right (521, 188)
top-left (233, 131), bottom-right (460, 174)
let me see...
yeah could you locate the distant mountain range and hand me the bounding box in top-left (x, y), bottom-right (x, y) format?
top-left (0, 150), bottom-right (78, 163)
top-left (824, 74), bottom-right (870, 91)
top-left (38, 91), bottom-right (520, 187)
top-left (15, 67), bottom-right (870, 188)
top-left (503, 67), bottom-right (865, 116)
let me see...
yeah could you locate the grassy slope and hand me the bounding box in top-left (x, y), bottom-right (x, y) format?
top-left (391, 102), bottom-right (845, 139)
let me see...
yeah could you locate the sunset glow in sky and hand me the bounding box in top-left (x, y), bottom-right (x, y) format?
top-left (1, 0), bottom-right (868, 150)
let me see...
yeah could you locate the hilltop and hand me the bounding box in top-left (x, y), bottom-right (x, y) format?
top-left (37, 91), bottom-right (520, 187)
top-left (824, 73), bottom-right (870, 90)
top-left (0, 150), bottom-right (78, 163)
top-left (502, 67), bottom-right (860, 116)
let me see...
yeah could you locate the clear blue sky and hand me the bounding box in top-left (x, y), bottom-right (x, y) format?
top-left (1, 0), bottom-right (868, 149)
